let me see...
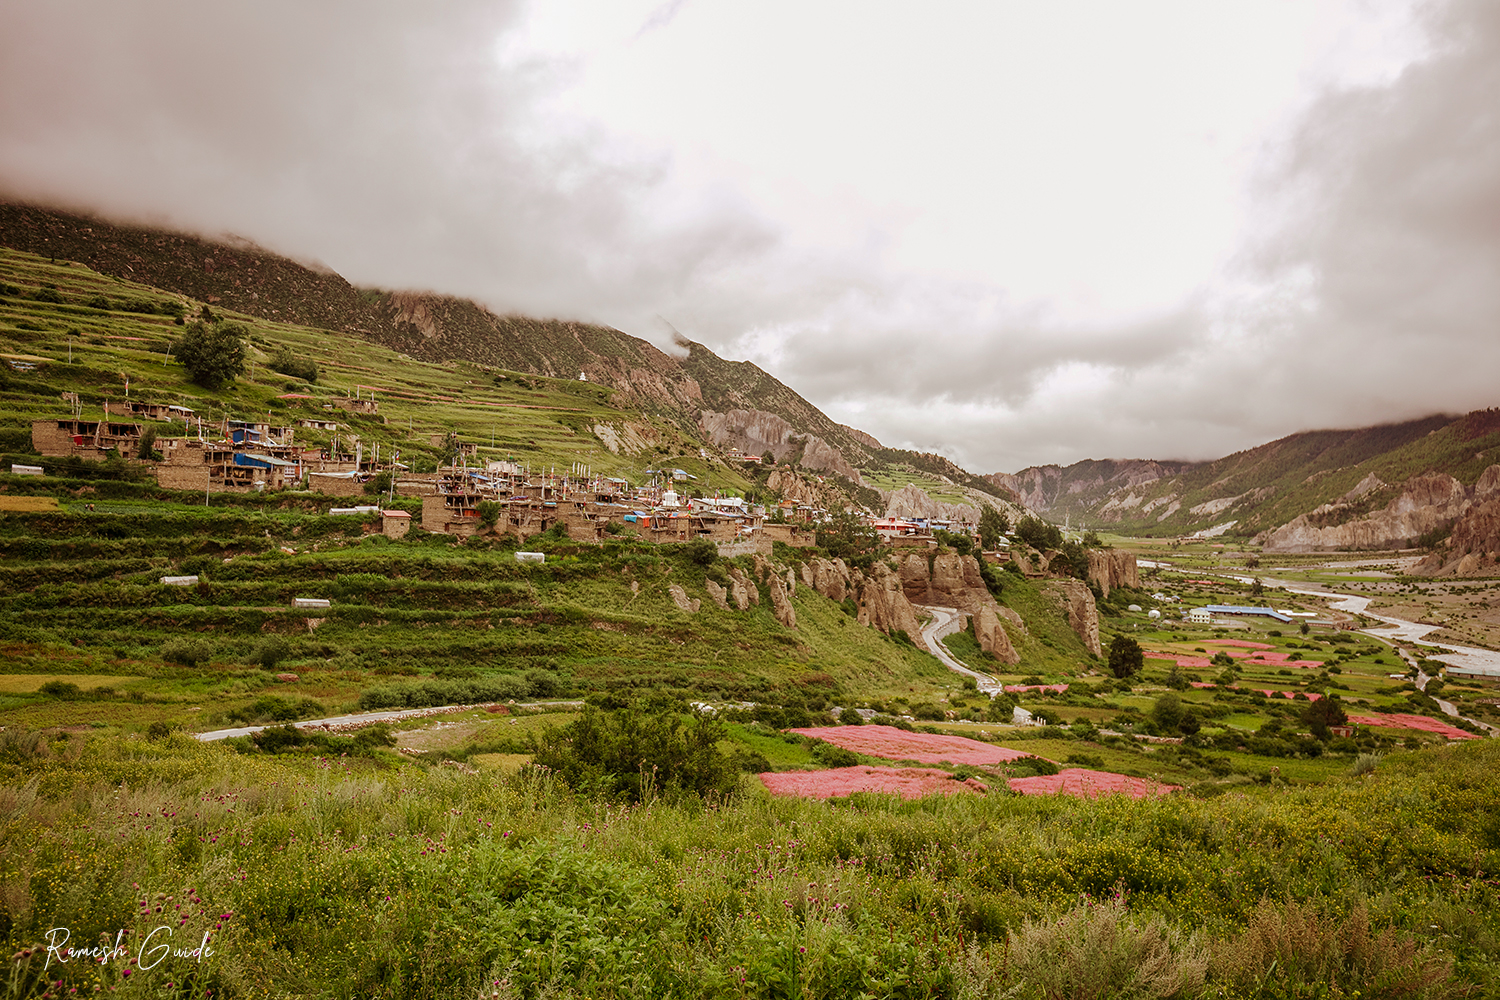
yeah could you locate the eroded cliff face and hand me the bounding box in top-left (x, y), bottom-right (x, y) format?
top-left (1042, 579), bottom-right (1102, 658)
top-left (1085, 548), bottom-right (1139, 598)
top-left (855, 561), bottom-right (924, 640)
top-left (698, 409), bottom-right (860, 480)
top-left (1257, 469), bottom-right (1499, 553)
top-left (883, 483), bottom-right (979, 523)
top-left (1411, 493), bottom-right (1500, 577)
top-left (765, 468), bottom-right (855, 513)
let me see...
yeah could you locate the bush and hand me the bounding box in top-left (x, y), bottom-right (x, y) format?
top-left (268, 348), bottom-right (318, 383)
top-left (160, 636), bottom-right (213, 667)
top-left (529, 702), bottom-right (738, 802)
top-left (38, 680), bottom-right (83, 700)
top-left (248, 635), bottom-right (291, 669)
top-left (812, 742), bottom-right (860, 768)
top-left (1211, 902), bottom-right (1455, 998)
top-left (1005, 896), bottom-right (1206, 999)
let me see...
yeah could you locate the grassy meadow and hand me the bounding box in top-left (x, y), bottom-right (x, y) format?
top-left (1, 729), bottom-right (1496, 999)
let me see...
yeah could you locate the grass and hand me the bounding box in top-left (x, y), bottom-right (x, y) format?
top-left (0, 730), bottom-right (1494, 998)
top-left (0, 495), bottom-right (56, 511)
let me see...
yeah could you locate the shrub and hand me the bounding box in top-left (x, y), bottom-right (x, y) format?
top-left (1005, 896), bottom-right (1206, 1000)
top-left (268, 347), bottom-right (318, 383)
top-left (160, 636), bottom-right (213, 667)
top-left (248, 635), bottom-right (292, 669)
top-left (38, 680), bottom-right (83, 700)
top-left (529, 702), bottom-right (737, 802)
top-left (1211, 902), bottom-right (1455, 999)
top-left (812, 742), bottom-right (860, 768)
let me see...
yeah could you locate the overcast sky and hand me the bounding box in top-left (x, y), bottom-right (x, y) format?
top-left (2, 0), bottom-right (1496, 472)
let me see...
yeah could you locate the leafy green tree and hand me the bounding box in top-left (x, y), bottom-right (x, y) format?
top-left (269, 347), bottom-right (318, 383)
top-left (1152, 692), bottom-right (1185, 732)
top-left (816, 508), bottom-right (881, 566)
top-left (135, 426), bottom-right (159, 460)
top-left (1302, 695), bottom-right (1349, 740)
top-left (1057, 540), bottom-right (1089, 580)
top-left (175, 320), bottom-right (248, 389)
top-left (1107, 635), bottom-right (1144, 678)
top-left (477, 500), bottom-right (503, 529)
top-left (933, 528), bottom-right (973, 556)
top-left (979, 505), bottom-right (1010, 550)
top-left (1015, 515), bottom-right (1063, 551)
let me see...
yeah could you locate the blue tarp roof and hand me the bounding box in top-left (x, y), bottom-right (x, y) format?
top-left (233, 452), bottom-right (297, 469)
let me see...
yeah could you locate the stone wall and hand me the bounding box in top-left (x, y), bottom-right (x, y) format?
top-left (155, 466), bottom-right (209, 491)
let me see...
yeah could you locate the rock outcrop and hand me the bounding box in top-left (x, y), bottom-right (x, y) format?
top-left (726, 567), bottom-right (758, 611)
top-left (1256, 471), bottom-right (1488, 553)
top-left (1086, 548), bottom-right (1139, 598)
top-left (698, 408), bottom-right (860, 480)
top-left (972, 603), bottom-right (1021, 665)
top-left (704, 579), bottom-right (731, 610)
top-left (1411, 494), bottom-right (1500, 577)
top-left (855, 561), bottom-right (922, 640)
top-left (805, 556), bottom-right (850, 602)
top-left (667, 584), bottom-right (701, 614)
top-left (883, 483), bottom-right (979, 523)
top-left (896, 552), bottom-right (1020, 662)
top-left (767, 576), bottom-right (798, 629)
top-left (765, 468), bottom-right (855, 512)
top-left (899, 552), bottom-right (986, 613)
top-left (1042, 579), bottom-right (1102, 658)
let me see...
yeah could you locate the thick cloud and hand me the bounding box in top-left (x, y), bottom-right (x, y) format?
top-left (0, 1), bottom-right (1495, 473)
top-left (754, 0), bottom-right (1500, 471)
top-left (0, 1), bottom-right (781, 325)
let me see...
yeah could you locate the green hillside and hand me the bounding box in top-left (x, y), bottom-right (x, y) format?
top-left (0, 245), bottom-right (742, 486)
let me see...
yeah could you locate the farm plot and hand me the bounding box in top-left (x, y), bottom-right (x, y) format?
top-left (789, 725), bottom-right (1034, 765)
top-left (759, 766), bottom-right (987, 800)
top-left (1008, 768), bottom-right (1181, 799)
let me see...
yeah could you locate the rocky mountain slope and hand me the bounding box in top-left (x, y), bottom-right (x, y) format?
top-left (991, 412), bottom-right (1500, 540)
top-left (0, 201), bottom-right (1019, 516)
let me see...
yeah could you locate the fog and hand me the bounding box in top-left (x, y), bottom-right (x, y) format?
top-left (1, 0), bottom-right (1493, 471)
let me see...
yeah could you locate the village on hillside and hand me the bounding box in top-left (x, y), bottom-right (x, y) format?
top-left (24, 397), bottom-right (997, 552)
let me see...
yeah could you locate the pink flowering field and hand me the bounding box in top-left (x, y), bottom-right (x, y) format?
top-left (1008, 768), bottom-right (1181, 800)
top-left (1346, 713), bottom-right (1477, 740)
top-left (787, 725), bottom-right (1034, 765)
top-left (759, 766), bottom-right (988, 799)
